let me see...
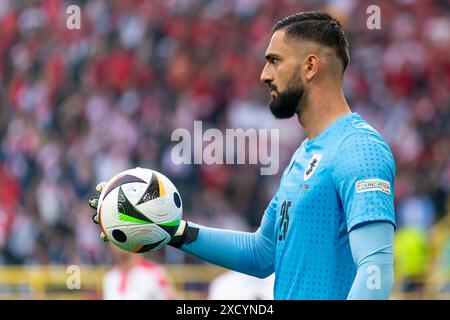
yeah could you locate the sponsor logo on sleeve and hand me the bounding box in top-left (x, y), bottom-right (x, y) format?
top-left (356, 179), bottom-right (391, 195)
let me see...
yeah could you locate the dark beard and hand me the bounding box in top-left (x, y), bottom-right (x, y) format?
top-left (269, 87), bottom-right (304, 119)
top-left (268, 72), bottom-right (305, 119)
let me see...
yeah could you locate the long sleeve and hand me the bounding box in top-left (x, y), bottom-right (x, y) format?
top-left (347, 222), bottom-right (395, 300)
top-left (180, 214), bottom-right (276, 279)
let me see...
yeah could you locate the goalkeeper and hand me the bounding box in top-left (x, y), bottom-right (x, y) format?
top-left (91, 11), bottom-right (396, 300)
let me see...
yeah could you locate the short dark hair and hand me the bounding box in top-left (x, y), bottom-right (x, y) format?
top-left (272, 11), bottom-right (350, 72)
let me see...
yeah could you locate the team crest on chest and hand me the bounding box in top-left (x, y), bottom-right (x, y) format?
top-left (304, 154), bottom-right (323, 181)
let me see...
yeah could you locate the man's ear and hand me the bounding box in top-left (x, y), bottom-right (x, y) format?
top-left (304, 54), bottom-right (320, 81)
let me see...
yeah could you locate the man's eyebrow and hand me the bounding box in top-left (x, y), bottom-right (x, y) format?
top-left (265, 53), bottom-right (281, 61)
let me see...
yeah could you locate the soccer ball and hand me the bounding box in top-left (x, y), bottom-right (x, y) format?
top-left (97, 167), bottom-right (182, 253)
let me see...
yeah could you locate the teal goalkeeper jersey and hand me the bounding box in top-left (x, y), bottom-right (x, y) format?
top-left (266, 112), bottom-right (396, 299)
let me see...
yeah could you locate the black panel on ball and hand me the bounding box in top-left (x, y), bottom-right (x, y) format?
top-left (136, 173), bottom-right (161, 205)
top-left (118, 186), bottom-right (153, 223)
top-left (136, 239), bottom-right (165, 253)
top-left (159, 224), bottom-right (178, 237)
top-left (112, 229), bottom-right (127, 243)
top-left (173, 192), bottom-right (181, 208)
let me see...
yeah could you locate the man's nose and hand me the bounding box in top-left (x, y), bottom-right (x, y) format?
top-left (260, 64), bottom-right (273, 84)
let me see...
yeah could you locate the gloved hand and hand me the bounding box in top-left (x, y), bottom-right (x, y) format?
top-left (88, 181), bottom-right (199, 247)
top-left (88, 181), bottom-right (108, 241)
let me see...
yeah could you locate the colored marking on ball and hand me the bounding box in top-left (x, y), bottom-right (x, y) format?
top-left (98, 203), bottom-right (108, 240)
top-left (159, 219), bottom-right (181, 227)
top-left (118, 212), bottom-right (150, 224)
top-left (132, 244), bottom-right (143, 253)
top-left (158, 175), bottom-right (166, 197)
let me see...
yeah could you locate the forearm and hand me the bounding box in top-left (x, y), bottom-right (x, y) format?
top-left (347, 250), bottom-right (394, 299)
top-left (180, 214), bottom-right (275, 278)
top-left (347, 222), bottom-right (395, 300)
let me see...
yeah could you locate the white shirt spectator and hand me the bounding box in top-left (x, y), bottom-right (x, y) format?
top-left (103, 259), bottom-right (175, 300)
top-left (208, 271), bottom-right (275, 300)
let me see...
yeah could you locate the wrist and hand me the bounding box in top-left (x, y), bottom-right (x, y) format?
top-left (168, 220), bottom-right (199, 249)
top-left (174, 220), bottom-right (187, 237)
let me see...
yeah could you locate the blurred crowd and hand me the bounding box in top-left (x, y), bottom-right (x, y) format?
top-left (0, 0), bottom-right (449, 296)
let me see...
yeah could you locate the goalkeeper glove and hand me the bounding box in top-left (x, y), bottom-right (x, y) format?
top-left (167, 220), bottom-right (199, 249)
top-left (88, 181), bottom-right (108, 241)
